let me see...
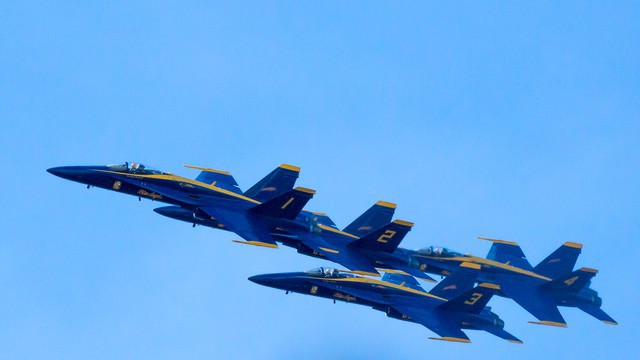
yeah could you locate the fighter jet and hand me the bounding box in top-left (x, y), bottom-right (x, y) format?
top-left (47, 161), bottom-right (306, 244)
top-left (411, 238), bottom-right (617, 327)
top-left (48, 162), bottom-right (433, 279)
top-left (249, 262), bottom-right (522, 344)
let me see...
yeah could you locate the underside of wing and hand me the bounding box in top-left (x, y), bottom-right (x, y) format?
top-left (500, 278), bottom-right (567, 327)
top-left (200, 206), bottom-right (278, 247)
top-left (392, 305), bottom-right (470, 343)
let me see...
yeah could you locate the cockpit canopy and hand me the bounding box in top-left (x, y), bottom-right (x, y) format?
top-left (107, 162), bottom-right (165, 175)
top-left (303, 267), bottom-right (355, 279)
top-left (415, 245), bottom-right (463, 258)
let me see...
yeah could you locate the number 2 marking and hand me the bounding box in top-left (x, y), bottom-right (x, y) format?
top-left (377, 230), bottom-right (397, 243)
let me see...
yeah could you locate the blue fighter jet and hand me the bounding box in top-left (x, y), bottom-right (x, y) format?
top-left (411, 237), bottom-right (617, 327)
top-left (48, 162), bottom-right (435, 280)
top-left (249, 262), bottom-right (522, 343)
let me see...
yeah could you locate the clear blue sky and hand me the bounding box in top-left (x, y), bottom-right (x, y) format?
top-left (1, 1), bottom-right (638, 359)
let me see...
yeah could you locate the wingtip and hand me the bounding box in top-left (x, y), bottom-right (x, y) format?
top-left (429, 337), bottom-right (471, 343)
top-left (528, 320), bottom-right (568, 327)
top-left (232, 240), bottom-right (278, 249)
top-left (477, 236), bottom-right (519, 246)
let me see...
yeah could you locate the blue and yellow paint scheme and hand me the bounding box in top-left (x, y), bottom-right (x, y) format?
top-left (48, 162), bottom-right (438, 280)
top-left (411, 238), bottom-right (617, 327)
top-left (249, 262), bottom-right (522, 344)
top-left (47, 161), bottom-right (308, 246)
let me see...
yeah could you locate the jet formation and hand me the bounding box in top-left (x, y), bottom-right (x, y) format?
top-left (48, 161), bottom-right (617, 343)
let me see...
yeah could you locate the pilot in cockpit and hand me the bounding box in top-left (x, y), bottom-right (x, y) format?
top-left (324, 268), bottom-right (336, 278)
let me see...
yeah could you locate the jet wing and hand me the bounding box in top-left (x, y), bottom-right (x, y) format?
top-left (472, 323), bottom-right (523, 344)
top-left (499, 277), bottom-right (567, 327)
top-left (199, 206), bottom-right (278, 247)
top-left (391, 304), bottom-right (471, 343)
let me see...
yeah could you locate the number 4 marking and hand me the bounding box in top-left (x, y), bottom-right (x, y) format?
top-left (564, 276), bottom-right (579, 286)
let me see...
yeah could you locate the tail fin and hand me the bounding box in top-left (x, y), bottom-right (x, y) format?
top-left (429, 262), bottom-right (480, 300)
top-left (349, 220), bottom-right (413, 253)
top-left (480, 237), bottom-right (533, 271)
top-left (440, 282), bottom-right (500, 315)
top-left (249, 187), bottom-right (315, 220)
top-left (343, 201), bottom-right (396, 237)
top-left (185, 165), bottom-right (243, 194)
top-left (381, 272), bottom-right (425, 292)
top-left (533, 242), bottom-right (582, 279)
top-left (543, 267), bottom-right (597, 293)
top-left (244, 164), bottom-right (300, 202)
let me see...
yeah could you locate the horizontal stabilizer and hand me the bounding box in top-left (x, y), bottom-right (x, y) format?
top-left (429, 262), bottom-right (480, 300)
top-left (480, 236), bottom-right (533, 271)
top-left (577, 304), bottom-right (618, 325)
top-left (250, 187), bottom-right (316, 220)
top-left (350, 220), bottom-right (414, 253)
top-left (440, 282), bottom-right (499, 314)
top-left (533, 242), bottom-right (582, 279)
top-left (343, 201), bottom-right (396, 237)
top-left (185, 165), bottom-right (243, 194)
top-left (543, 267), bottom-right (597, 293)
top-left (244, 164), bottom-right (300, 202)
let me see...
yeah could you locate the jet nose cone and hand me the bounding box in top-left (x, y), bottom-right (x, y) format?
top-left (47, 166), bottom-right (77, 179)
top-left (47, 165), bottom-right (102, 184)
top-left (248, 274), bottom-right (273, 286)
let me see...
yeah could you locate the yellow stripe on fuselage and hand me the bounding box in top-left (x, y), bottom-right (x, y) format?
top-left (96, 170), bottom-right (261, 204)
top-left (317, 276), bottom-right (447, 301)
top-left (317, 223), bottom-right (359, 239)
top-left (422, 255), bottom-right (552, 281)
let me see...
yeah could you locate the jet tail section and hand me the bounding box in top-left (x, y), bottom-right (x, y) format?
top-left (349, 220), bottom-right (413, 253)
top-left (250, 187), bottom-right (315, 220)
top-left (533, 242), bottom-right (582, 279)
top-left (185, 165), bottom-right (243, 195)
top-left (480, 237), bottom-right (533, 271)
top-left (244, 164), bottom-right (300, 202)
top-left (542, 267), bottom-right (597, 293)
top-left (440, 282), bottom-right (500, 315)
top-left (343, 201), bottom-right (396, 237)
